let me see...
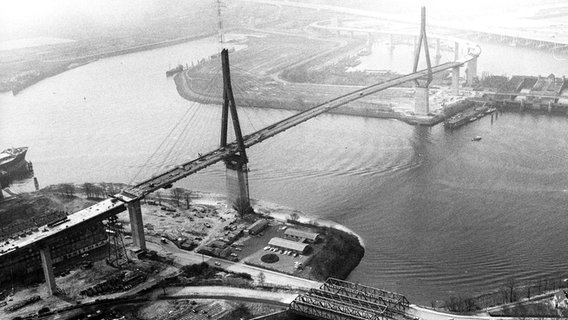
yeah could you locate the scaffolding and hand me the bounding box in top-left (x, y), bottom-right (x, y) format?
top-left (105, 215), bottom-right (129, 267)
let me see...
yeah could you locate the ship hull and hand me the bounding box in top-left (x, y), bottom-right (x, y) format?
top-left (0, 147), bottom-right (28, 176)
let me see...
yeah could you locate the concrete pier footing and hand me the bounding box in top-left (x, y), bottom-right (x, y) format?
top-left (414, 86), bottom-right (430, 115)
top-left (454, 42), bottom-right (460, 61)
top-left (39, 246), bottom-right (56, 295)
top-left (467, 58), bottom-right (478, 86)
top-left (225, 155), bottom-right (252, 215)
top-left (127, 201), bottom-right (146, 250)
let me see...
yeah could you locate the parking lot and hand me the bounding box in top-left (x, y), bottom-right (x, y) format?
top-left (240, 224), bottom-right (312, 276)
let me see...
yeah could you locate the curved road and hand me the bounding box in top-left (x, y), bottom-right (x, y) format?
top-left (148, 240), bottom-right (529, 320)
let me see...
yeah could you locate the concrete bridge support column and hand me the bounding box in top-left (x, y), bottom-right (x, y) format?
top-left (435, 38), bottom-right (442, 65)
top-left (0, 189), bottom-right (3, 201)
top-left (39, 246), bottom-right (56, 296)
top-left (414, 86), bottom-right (430, 115)
top-left (454, 42), bottom-right (460, 61)
top-left (128, 201), bottom-right (146, 250)
top-left (225, 155), bottom-right (252, 215)
top-left (452, 66), bottom-right (460, 95)
top-left (467, 58), bottom-right (478, 86)
top-left (390, 34), bottom-right (395, 49)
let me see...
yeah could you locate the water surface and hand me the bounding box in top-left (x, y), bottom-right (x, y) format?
top-left (1, 35), bottom-right (568, 304)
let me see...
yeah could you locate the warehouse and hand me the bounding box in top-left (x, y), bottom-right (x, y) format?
top-left (246, 219), bottom-right (268, 235)
top-left (284, 228), bottom-right (320, 243)
top-left (268, 237), bottom-right (310, 254)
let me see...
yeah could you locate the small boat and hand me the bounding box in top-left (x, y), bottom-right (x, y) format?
top-left (472, 136), bottom-right (482, 141)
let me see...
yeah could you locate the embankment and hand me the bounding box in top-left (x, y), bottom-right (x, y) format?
top-left (174, 70), bottom-right (403, 120)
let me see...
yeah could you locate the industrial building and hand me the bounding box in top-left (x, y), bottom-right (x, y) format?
top-left (0, 222), bottom-right (108, 287)
top-left (245, 219), bottom-right (268, 235)
top-left (284, 228), bottom-right (320, 243)
top-left (268, 237), bottom-right (310, 254)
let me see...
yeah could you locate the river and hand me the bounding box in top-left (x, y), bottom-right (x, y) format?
top-left (1, 34), bottom-right (568, 304)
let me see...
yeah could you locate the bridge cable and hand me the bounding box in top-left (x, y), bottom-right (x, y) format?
top-left (131, 67), bottom-right (223, 179)
top-left (159, 69), bottom-right (224, 169)
top-left (129, 105), bottom-right (197, 185)
top-left (230, 82), bottom-right (259, 133)
top-left (157, 71), bottom-right (223, 170)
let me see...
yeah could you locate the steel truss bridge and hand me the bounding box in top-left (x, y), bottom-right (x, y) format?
top-left (290, 278), bottom-right (411, 320)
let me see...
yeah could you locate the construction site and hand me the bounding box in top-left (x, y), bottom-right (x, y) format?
top-left (0, 183), bottom-right (365, 320)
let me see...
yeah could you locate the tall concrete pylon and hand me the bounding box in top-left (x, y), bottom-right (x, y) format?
top-left (220, 49), bottom-right (253, 215)
top-left (412, 6), bottom-right (433, 115)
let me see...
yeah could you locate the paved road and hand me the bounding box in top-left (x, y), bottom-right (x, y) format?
top-left (161, 286), bottom-right (298, 306)
top-left (146, 240), bottom-right (534, 320)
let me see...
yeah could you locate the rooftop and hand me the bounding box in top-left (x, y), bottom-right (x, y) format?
top-left (0, 198), bottom-right (125, 257)
top-left (268, 237), bottom-right (310, 252)
top-left (284, 228), bottom-right (320, 241)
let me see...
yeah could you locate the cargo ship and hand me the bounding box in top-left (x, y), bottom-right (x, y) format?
top-left (0, 147), bottom-right (28, 176)
top-left (444, 103), bottom-right (490, 129)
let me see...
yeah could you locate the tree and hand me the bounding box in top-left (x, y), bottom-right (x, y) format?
top-left (83, 183), bottom-right (94, 198)
top-left (171, 188), bottom-right (184, 207)
top-left (258, 272), bottom-right (265, 286)
top-left (155, 191), bottom-right (162, 205)
top-left (184, 191), bottom-right (192, 209)
top-left (289, 212), bottom-right (300, 222)
top-left (60, 183), bottom-right (75, 197)
top-left (504, 277), bottom-right (516, 303)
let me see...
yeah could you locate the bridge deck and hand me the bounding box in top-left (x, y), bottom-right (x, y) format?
top-left (0, 49), bottom-right (479, 256)
top-left (117, 52), bottom-right (478, 203)
top-left (0, 199), bottom-right (124, 257)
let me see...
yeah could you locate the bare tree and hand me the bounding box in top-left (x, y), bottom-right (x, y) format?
top-left (83, 183), bottom-right (94, 198)
top-left (258, 272), bottom-right (265, 286)
top-left (184, 190), bottom-right (192, 209)
top-left (155, 191), bottom-right (162, 205)
top-left (504, 277), bottom-right (516, 303)
top-left (60, 183), bottom-right (75, 197)
top-left (289, 212), bottom-right (300, 222)
top-left (171, 188), bottom-right (184, 207)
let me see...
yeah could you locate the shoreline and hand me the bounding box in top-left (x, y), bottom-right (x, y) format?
top-left (164, 189), bottom-right (365, 249)
top-left (174, 67), bottom-right (452, 126)
top-left (251, 197), bottom-right (366, 249)
top-left (3, 31), bottom-right (219, 95)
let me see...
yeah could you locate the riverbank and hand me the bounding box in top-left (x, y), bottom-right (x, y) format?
top-left (0, 183), bottom-right (364, 317)
top-left (3, 31), bottom-right (219, 95)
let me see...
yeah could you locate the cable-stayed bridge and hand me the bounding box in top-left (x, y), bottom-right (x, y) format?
top-left (0, 9), bottom-right (480, 306)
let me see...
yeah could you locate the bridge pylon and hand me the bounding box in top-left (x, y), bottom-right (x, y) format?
top-left (220, 49), bottom-right (253, 215)
top-left (412, 6), bottom-right (433, 115)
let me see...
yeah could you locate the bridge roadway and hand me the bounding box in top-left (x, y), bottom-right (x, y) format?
top-left (116, 50), bottom-right (479, 203)
top-left (0, 49), bottom-right (478, 258)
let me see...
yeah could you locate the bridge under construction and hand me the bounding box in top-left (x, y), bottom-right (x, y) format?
top-left (0, 7), bottom-right (480, 298)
